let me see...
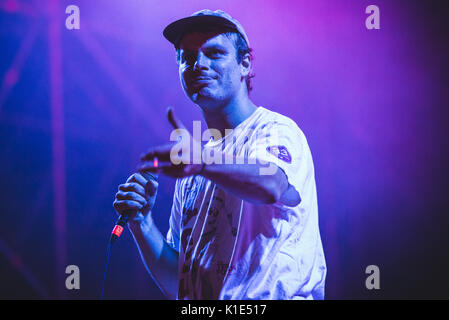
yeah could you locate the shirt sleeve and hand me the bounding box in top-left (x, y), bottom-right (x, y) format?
top-left (247, 120), bottom-right (312, 204)
top-left (166, 179), bottom-right (183, 252)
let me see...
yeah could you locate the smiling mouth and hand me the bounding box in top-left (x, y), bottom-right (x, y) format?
top-left (192, 77), bottom-right (214, 83)
top-left (190, 77), bottom-right (215, 89)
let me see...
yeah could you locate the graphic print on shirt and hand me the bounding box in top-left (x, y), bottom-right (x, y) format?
top-left (178, 176), bottom-right (201, 299)
top-left (266, 145), bottom-right (292, 163)
top-left (178, 180), bottom-right (236, 299)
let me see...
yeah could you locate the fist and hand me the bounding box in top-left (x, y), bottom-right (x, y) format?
top-left (113, 172), bottom-right (158, 223)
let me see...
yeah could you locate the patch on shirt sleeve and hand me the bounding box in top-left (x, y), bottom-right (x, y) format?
top-left (266, 145), bottom-right (292, 163)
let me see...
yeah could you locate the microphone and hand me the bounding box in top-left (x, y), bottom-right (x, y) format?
top-left (109, 210), bottom-right (133, 244)
top-left (109, 171), bottom-right (158, 244)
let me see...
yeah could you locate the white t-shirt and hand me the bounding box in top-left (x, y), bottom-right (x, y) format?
top-left (166, 106), bottom-right (326, 300)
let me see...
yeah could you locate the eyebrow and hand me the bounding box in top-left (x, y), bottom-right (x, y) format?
top-left (203, 44), bottom-right (228, 52)
top-left (180, 43), bottom-right (229, 53)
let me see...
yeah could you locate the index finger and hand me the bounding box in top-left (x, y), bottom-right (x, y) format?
top-left (167, 107), bottom-right (186, 131)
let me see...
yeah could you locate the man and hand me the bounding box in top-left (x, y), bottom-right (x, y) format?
top-left (113, 9), bottom-right (326, 300)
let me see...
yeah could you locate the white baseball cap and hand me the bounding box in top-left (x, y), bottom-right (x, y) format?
top-left (163, 9), bottom-right (250, 48)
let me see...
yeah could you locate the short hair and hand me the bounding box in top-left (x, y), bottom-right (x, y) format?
top-left (175, 29), bottom-right (255, 93)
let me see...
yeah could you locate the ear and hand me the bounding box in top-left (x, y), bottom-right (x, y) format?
top-left (240, 52), bottom-right (251, 78)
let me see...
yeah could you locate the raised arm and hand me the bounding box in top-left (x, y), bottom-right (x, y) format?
top-left (138, 108), bottom-right (301, 207)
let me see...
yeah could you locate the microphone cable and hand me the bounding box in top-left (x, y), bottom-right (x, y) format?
top-left (99, 170), bottom-right (158, 299)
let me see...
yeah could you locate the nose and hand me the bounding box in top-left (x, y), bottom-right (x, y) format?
top-left (193, 52), bottom-right (208, 71)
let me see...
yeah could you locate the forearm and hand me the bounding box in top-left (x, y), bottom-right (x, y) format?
top-left (128, 214), bottom-right (178, 299)
top-left (201, 159), bottom-right (287, 205)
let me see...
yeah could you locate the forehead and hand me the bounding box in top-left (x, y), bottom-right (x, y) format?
top-left (178, 32), bottom-right (235, 51)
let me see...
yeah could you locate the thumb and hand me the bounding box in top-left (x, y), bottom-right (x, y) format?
top-left (167, 107), bottom-right (186, 130)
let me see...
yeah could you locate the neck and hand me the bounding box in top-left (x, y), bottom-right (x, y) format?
top-left (200, 93), bottom-right (257, 139)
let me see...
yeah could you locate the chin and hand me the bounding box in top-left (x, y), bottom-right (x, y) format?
top-left (189, 87), bottom-right (217, 104)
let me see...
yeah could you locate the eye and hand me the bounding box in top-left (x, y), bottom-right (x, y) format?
top-left (181, 51), bottom-right (196, 64)
top-left (207, 49), bottom-right (224, 58)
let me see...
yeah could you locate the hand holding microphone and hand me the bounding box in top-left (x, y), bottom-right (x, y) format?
top-left (112, 171), bottom-right (158, 243)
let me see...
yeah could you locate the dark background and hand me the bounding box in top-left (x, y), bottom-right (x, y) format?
top-left (0, 0), bottom-right (448, 299)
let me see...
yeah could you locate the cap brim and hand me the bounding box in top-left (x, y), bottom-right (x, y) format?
top-left (163, 15), bottom-right (238, 48)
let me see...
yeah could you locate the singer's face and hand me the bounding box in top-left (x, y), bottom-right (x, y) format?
top-left (178, 32), bottom-right (243, 107)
